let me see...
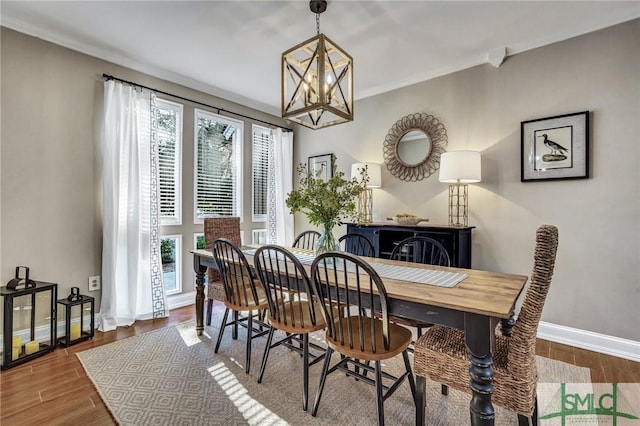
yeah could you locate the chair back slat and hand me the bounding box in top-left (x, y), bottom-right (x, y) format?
top-left (339, 234), bottom-right (375, 257)
top-left (254, 245), bottom-right (318, 329)
top-left (210, 238), bottom-right (260, 308)
top-left (311, 252), bottom-right (391, 353)
top-left (292, 230), bottom-right (321, 250)
top-left (390, 236), bottom-right (451, 266)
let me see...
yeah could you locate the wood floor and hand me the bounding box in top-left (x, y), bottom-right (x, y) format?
top-left (1, 303), bottom-right (638, 425)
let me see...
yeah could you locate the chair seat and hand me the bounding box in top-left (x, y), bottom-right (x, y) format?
top-left (223, 282), bottom-right (269, 312)
top-left (326, 316), bottom-right (413, 361)
top-left (268, 301), bottom-right (328, 334)
top-left (413, 325), bottom-right (537, 417)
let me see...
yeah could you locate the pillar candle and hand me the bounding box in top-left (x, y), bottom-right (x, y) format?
top-left (12, 346), bottom-right (21, 361)
top-left (70, 323), bottom-right (81, 340)
top-left (25, 340), bottom-right (39, 355)
top-left (12, 336), bottom-right (22, 348)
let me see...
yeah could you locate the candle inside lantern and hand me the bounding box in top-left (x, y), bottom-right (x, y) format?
top-left (25, 340), bottom-right (39, 355)
top-left (70, 323), bottom-right (81, 340)
top-left (12, 346), bottom-right (21, 360)
top-left (12, 336), bottom-right (22, 348)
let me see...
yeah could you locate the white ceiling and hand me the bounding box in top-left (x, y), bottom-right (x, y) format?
top-left (2, 1), bottom-right (639, 115)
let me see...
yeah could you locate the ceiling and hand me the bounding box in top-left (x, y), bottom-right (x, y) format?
top-left (2, 1), bottom-right (639, 116)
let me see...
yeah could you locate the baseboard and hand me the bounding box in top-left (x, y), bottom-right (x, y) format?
top-left (168, 291), bottom-right (196, 310)
top-left (538, 321), bottom-right (640, 362)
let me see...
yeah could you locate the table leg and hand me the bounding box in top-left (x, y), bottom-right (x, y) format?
top-left (415, 375), bottom-right (426, 426)
top-left (465, 313), bottom-right (496, 426)
top-left (194, 257), bottom-right (207, 336)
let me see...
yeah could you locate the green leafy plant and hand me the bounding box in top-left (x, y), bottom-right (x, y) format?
top-left (286, 155), bottom-right (363, 230)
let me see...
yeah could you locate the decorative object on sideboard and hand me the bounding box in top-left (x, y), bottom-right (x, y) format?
top-left (521, 111), bottom-right (589, 182)
top-left (1, 279), bottom-right (57, 369)
top-left (351, 162), bottom-right (382, 224)
top-left (439, 151), bottom-right (481, 227)
top-left (383, 113), bottom-right (448, 182)
top-left (281, 0), bottom-right (353, 129)
top-left (57, 287), bottom-right (95, 347)
top-left (387, 214), bottom-right (428, 226)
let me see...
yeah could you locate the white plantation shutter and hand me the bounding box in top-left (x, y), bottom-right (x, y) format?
top-left (252, 125), bottom-right (270, 221)
top-left (194, 109), bottom-right (243, 222)
top-left (156, 99), bottom-right (182, 225)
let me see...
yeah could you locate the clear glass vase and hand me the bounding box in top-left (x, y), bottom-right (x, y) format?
top-left (314, 223), bottom-right (340, 257)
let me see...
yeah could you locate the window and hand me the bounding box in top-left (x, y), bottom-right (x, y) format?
top-left (194, 110), bottom-right (243, 223)
top-left (161, 235), bottom-right (182, 295)
top-left (193, 233), bottom-right (208, 286)
top-left (156, 99), bottom-right (183, 225)
top-left (252, 125), bottom-right (270, 222)
top-left (252, 229), bottom-right (267, 245)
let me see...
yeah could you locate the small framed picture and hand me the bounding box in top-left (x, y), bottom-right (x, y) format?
top-left (521, 111), bottom-right (589, 182)
top-left (308, 154), bottom-right (333, 181)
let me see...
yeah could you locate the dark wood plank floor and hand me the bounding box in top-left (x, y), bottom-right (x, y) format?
top-left (1, 303), bottom-right (638, 425)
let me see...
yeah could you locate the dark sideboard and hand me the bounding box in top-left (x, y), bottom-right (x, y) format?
top-left (345, 222), bottom-right (474, 269)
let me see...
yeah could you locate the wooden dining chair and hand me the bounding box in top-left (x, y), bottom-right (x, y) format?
top-left (253, 245), bottom-right (329, 411)
top-left (413, 225), bottom-right (559, 426)
top-left (204, 217), bottom-right (242, 326)
top-left (310, 252), bottom-right (416, 426)
top-left (387, 236), bottom-right (451, 338)
top-left (292, 230), bottom-right (321, 250)
top-left (210, 238), bottom-right (270, 374)
top-left (339, 233), bottom-right (375, 257)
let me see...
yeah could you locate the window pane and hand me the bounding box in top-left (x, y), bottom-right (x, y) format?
top-left (252, 125), bottom-right (270, 222)
top-left (156, 99), bottom-right (182, 225)
top-left (195, 110), bottom-right (242, 222)
top-left (161, 235), bottom-right (182, 294)
top-left (252, 229), bottom-right (267, 245)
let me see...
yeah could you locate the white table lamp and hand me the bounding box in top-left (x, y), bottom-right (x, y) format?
top-left (439, 151), bottom-right (481, 227)
top-left (351, 162), bottom-right (381, 223)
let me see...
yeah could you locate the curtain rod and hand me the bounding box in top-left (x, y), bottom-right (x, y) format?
top-left (102, 74), bottom-right (293, 132)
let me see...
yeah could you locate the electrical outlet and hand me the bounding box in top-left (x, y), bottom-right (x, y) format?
top-left (88, 275), bottom-right (101, 291)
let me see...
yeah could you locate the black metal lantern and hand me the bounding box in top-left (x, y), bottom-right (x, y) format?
top-left (57, 287), bottom-right (94, 347)
top-left (1, 268), bottom-right (57, 370)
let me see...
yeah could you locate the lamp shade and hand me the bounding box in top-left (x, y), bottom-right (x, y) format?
top-left (439, 151), bottom-right (481, 183)
top-left (351, 163), bottom-right (382, 188)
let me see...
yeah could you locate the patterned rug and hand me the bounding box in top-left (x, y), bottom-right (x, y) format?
top-left (77, 317), bottom-right (591, 425)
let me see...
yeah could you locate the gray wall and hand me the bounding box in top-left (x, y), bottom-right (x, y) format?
top-left (293, 20), bottom-right (640, 341)
top-left (0, 27), bottom-right (288, 321)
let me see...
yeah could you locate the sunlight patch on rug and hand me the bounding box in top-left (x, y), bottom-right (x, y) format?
top-left (209, 362), bottom-right (289, 426)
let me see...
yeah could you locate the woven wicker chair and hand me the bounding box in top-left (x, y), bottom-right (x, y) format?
top-left (292, 230), bottom-right (321, 250)
top-left (413, 225), bottom-right (558, 426)
top-left (339, 233), bottom-right (375, 257)
top-left (204, 217), bottom-right (241, 326)
top-left (211, 238), bottom-right (270, 374)
top-left (310, 252), bottom-right (416, 426)
top-left (253, 245), bottom-right (329, 411)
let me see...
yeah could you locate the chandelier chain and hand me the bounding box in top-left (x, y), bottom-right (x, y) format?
top-left (316, 12), bottom-right (320, 35)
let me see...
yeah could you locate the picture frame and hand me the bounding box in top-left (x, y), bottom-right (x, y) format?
top-left (308, 153), bottom-right (333, 181)
top-left (521, 111), bottom-right (589, 182)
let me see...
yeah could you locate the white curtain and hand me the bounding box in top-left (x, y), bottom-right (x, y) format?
top-left (267, 128), bottom-right (294, 245)
top-left (99, 80), bottom-right (168, 332)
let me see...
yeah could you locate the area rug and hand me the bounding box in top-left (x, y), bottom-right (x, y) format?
top-left (77, 317), bottom-right (591, 426)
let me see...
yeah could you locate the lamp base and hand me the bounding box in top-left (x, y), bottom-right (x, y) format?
top-left (358, 188), bottom-right (373, 224)
top-left (448, 184), bottom-right (468, 227)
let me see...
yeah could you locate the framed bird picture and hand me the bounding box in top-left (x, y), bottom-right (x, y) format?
top-left (521, 111), bottom-right (589, 182)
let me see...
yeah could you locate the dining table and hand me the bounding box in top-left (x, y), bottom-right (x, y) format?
top-left (191, 246), bottom-right (528, 426)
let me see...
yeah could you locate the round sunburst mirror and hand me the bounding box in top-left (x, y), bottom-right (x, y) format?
top-left (383, 113), bottom-right (448, 181)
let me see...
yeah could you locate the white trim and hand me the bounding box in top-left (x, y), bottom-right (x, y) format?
top-left (167, 291), bottom-right (196, 310)
top-left (538, 321), bottom-right (640, 362)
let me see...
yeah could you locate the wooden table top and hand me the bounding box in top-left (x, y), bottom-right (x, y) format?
top-left (191, 247), bottom-right (528, 320)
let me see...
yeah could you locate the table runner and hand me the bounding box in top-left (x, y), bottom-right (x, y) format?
top-left (242, 247), bottom-right (467, 288)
